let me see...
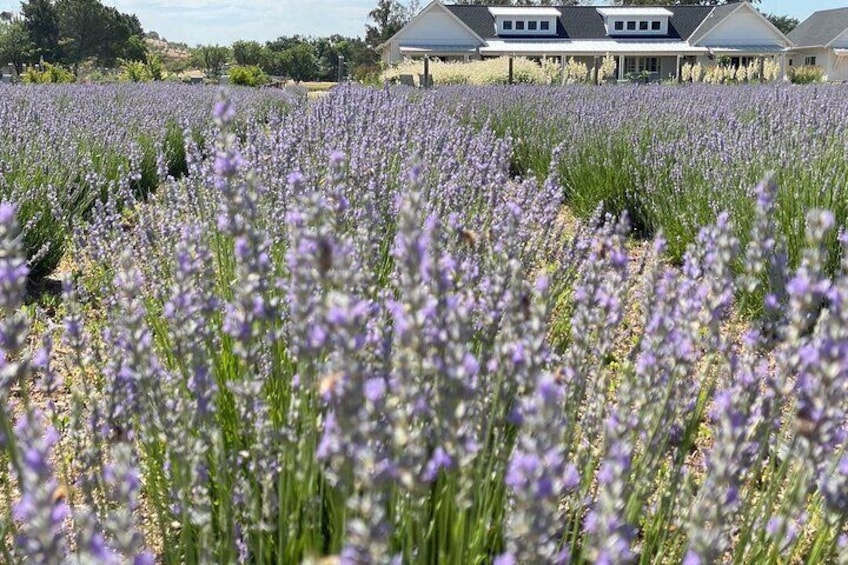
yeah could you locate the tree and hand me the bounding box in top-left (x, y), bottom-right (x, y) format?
top-left (765, 14), bottom-right (798, 35)
top-left (0, 20), bottom-right (32, 73)
top-left (20, 0), bottom-right (61, 62)
top-left (365, 0), bottom-right (418, 48)
top-left (56, 0), bottom-right (144, 66)
top-left (232, 39), bottom-right (266, 67)
top-left (57, 0), bottom-right (114, 65)
top-left (190, 44), bottom-right (230, 78)
top-left (279, 41), bottom-right (318, 82)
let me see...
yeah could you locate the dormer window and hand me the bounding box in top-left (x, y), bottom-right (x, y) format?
top-left (597, 7), bottom-right (672, 36)
top-left (490, 6), bottom-right (560, 36)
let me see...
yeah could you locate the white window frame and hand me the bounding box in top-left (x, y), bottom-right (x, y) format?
top-left (497, 16), bottom-right (556, 36)
top-left (607, 17), bottom-right (668, 36)
top-left (804, 56), bottom-right (817, 66)
top-left (625, 57), bottom-right (659, 75)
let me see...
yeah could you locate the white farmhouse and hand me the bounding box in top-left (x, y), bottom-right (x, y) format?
top-left (787, 8), bottom-right (848, 82)
top-left (379, 1), bottom-right (793, 81)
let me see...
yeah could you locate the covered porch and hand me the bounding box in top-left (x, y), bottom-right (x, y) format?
top-left (398, 44), bottom-right (480, 63)
top-left (479, 40), bottom-right (707, 83)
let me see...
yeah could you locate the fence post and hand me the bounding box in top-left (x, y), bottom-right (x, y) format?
top-left (423, 55), bottom-right (430, 88)
top-left (509, 55), bottom-right (514, 85)
top-left (338, 55), bottom-right (345, 83)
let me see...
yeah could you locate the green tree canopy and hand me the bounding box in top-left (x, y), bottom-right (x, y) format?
top-left (765, 13), bottom-right (799, 35)
top-left (20, 0), bottom-right (146, 68)
top-left (0, 20), bottom-right (32, 73)
top-left (20, 0), bottom-right (61, 62)
top-left (365, 0), bottom-right (418, 48)
top-left (232, 39), bottom-right (265, 67)
top-left (190, 44), bottom-right (230, 78)
top-left (278, 41), bottom-right (318, 82)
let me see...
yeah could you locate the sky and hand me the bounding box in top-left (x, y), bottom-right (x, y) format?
top-left (0, 0), bottom-right (846, 46)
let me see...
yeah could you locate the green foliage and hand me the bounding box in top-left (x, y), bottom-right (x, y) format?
top-left (162, 120), bottom-right (189, 179)
top-left (278, 42), bottom-right (318, 82)
top-left (146, 53), bottom-right (165, 80)
top-left (190, 44), bottom-right (230, 78)
top-left (766, 13), bottom-right (799, 35)
top-left (20, 0), bottom-right (148, 68)
top-left (21, 62), bottom-right (75, 83)
top-left (121, 34), bottom-right (148, 62)
top-left (231, 39), bottom-right (265, 67)
top-left (118, 59), bottom-right (152, 82)
top-left (0, 21), bottom-right (32, 75)
top-left (228, 64), bottom-right (268, 87)
top-left (365, 0), bottom-right (417, 48)
top-left (789, 65), bottom-right (824, 85)
top-left (20, 0), bottom-right (61, 62)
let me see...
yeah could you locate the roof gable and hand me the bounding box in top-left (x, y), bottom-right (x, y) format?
top-left (379, 0), bottom-right (484, 50)
top-left (445, 5), bottom-right (713, 41)
top-left (788, 8), bottom-right (848, 48)
top-left (689, 2), bottom-right (791, 47)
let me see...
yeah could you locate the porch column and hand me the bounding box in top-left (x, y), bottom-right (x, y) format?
top-left (618, 55), bottom-right (625, 81)
top-left (676, 54), bottom-right (682, 82)
top-left (593, 56), bottom-right (600, 85)
top-left (780, 52), bottom-right (787, 81)
top-left (560, 53), bottom-right (566, 85)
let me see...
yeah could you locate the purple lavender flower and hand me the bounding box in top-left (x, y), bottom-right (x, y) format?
top-left (12, 411), bottom-right (69, 563)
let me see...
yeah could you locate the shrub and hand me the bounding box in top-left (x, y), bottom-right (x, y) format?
top-left (789, 65), bottom-right (824, 84)
top-left (228, 64), bottom-right (269, 87)
top-left (21, 62), bottom-right (75, 84)
top-left (119, 59), bottom-right (153, 82)
top-left (382, 56), bottom-right (548, 86)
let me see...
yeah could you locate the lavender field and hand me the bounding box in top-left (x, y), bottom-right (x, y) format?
top-left (1, 82), bottom-right (848, 564)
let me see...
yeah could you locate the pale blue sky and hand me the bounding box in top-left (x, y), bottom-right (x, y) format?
top-left (1, 1), bottom-right (846, 46)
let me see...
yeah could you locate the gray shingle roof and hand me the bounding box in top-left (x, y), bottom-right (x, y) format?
top-left (445, 5), bottom-right (715, 41)
top-left (788, 7), bottom-right (848, 47)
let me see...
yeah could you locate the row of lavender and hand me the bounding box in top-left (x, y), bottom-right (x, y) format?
top-left (442, 84), bottom-right (848, 269)
top-left (2, 83), bottom-right (848, 564)
top-left (0, 83), bottom-right (298, 279)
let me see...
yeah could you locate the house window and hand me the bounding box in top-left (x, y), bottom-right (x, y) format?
top-left (614, 21), bottom-right (624, 31)
top-left (540, 20), bottom-right (550, 31)
top-left (651, 21), bottom-right (661, 31)
top-left (729, 57), bottom-right (753, 68)
top-left (625, 57), bottom-right (659, 75)
top-left (639, 21), bottom-right (648, 30)
top-left (503, 20), bottom-right (512, 31)
top-left (627, 21), bottom-right (636, 31)
top-left (646, 57), bottom-right (658, 73)
top-left (515, 20), bottom-right (525, 31)
top-left (528, 21), bottom-right (537, 31)
top-left (804, 56), bottom-right (817, 66)
top-left (788, 58), bottom-right (794, 66)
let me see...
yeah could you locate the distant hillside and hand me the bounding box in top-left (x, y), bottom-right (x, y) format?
top-left (145, 34), bottom-right (190, 63)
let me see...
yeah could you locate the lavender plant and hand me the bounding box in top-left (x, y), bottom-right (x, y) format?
top-left (4, 83), bottom-right (848, 565)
